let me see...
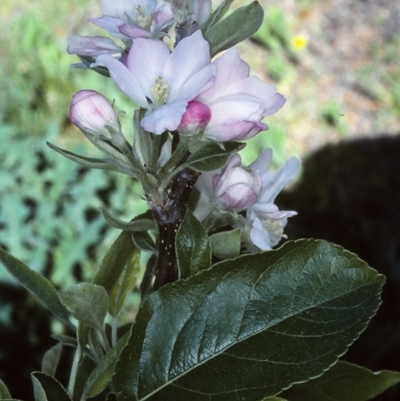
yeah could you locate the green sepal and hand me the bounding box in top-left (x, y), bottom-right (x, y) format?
top-left (77, 56), bottom-right (111, 77)
top-left (185, 141), bottom-right (245, 172)
top-left (60, 283), bottom-right (109, 331)
top-left (280, 360), bottom-right (400, 401)
top-left (0, 247), bottom-right (71, 327)
top-left (83, 332), bottom-right (130, 399)
top-left (175, 210), bottom-right (212, 279)
top-left (41, 343), bottom-right (63, 377)
top-left (114, 239), bottom-right (385, 401)
top-left (31, 372), bottom-right (71, 401)
top-left (205, 1), bottom-right (264, 57)
top-left (210, 229), bottom-right (241, 259)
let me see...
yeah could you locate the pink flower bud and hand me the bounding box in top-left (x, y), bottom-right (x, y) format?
top-left (213, 154), bottom-right (262, 212)
top-left (69, 90), bottom-right (118, 136)
top-left (178, 100), bottom-right (211, 135)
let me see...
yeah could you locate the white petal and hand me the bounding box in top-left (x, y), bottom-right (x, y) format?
top-left (140, 99), bottom-right (188, 135)
top-left (93, 55), bottom-right (148, 108)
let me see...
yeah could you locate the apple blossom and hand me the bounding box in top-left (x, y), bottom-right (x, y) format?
top-left (177, 100), bottom-right (211, 135)
top-left (196, 48), bottom-right (286, 141)
top-left (93, 30), bottom-right (215, 135)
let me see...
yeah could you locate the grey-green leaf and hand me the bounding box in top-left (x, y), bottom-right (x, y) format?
top-left (83, 332), bottom-right (130, 399)
top-left (205, 1), bottom-right (264, 57)
top-left (92, 231), bottom-right (137, 295)
top-left (60, 283), bottom-right (109, 331)
top-left (31, 372), bottom-right (71, 401)
top-left (41, 343), bottom-right (63, 377)
top-left (202, 0), bottom-right (235, 32)
top-left (280, 361), bottom-right (400, 401)
top-left (210, 229), bottom-right (241, 259)
top-left (0, 379), bottom-right (12, 399)
top-left (101, 208), bottom-right (156, 232)
top-left (176, 210), bottom-right (211, 279)
top-left (114, 239), bottom-right (385, 401)
top-left (0, 247), bottom-right (71, 326)
top-left (185, 141), bottom-right (245, 172)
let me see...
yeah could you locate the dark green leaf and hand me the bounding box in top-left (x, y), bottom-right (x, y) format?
top-left (101, 208), bottom-right (156, 232)
top-left (106, 393), bottom-right (118, 401)
top-left (60, 283), bottom-right (109, 331)
top-left (51, 334), bottom-right (78, 349)
top-left (114, 239), bottom-right (384, 401)
top-left (31, 372), bottom-right (71, 401)
top-left (109, 247), bottom-right (141, 316)
top-left (205, 1), bottom-right (264, 57)
top-left (280, 361), bottom-right (400, 401)
top-left (202, 0), bottom-right (235, 32)
top-left (92, 231), bottom-right (137, 295)
top-left (185, 141), bottom-right (245, 172)
top-left (46, 142), bottom-right (119, 172)
top-left (41, 343), bottom-right (63, 377)
top-left (0, 379), bottom-right (12, 399)
top-left (0, 247), bottom-right (71, 326)
top-left (176, 211), bottom-right (211, 278)
top-left (83, 332), bottom-right (130, 399)
top-left (140, 254), bottom-right (157, 301)
top-left (71, 354), bottom-right (97, 401)
top-left (210, 229), bottom-right (241, 259)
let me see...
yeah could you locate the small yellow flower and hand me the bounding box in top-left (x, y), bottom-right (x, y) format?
top-left (291, 34), bottom-right (308, 51)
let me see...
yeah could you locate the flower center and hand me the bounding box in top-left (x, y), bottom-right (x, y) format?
top-left (263, 218), bottom-right (287, 240)
top-left (135, 5), bottom-right (153, 29)
top-left (151, 76), bottom-right (169, 107)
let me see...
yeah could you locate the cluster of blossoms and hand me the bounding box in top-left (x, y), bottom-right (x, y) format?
top-left (67, 0), bottom-right (299, 264)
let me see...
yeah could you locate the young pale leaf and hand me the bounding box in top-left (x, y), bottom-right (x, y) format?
top-left (101, 208), bottom-right (156, 232)
top-left (210, 229), bottom-right (241, 259)
top-left (51, 334), bottom-right (78, 349)
top-left (202, 0), bottom-right (235, 32)
top-left (92, 231), bottom-right (137, 295)
top-left (0, 247), bottom-right (71, 326)
top-left (60, 283), bottom-right (109, 331)
top-left (83, 332), bottom-right (130, 399)
top-left (31, 372), bottom-right (71, 401)
top-left (205, 1), bottom-right (264, 57)
top-left (109, 246), bottom-right (141, 316)
top-left (0, 379), bottom-right (12, 399)
top-left (280, 361), bottom-right (400, 401)
top-left (185, 141), bottom-right (245, 172)
top-left (176, 211), bottom-right (212, 278)
top-left (114, 239), bottom-right (385, 401)
top-left (41, 343), bottom-right (63, 377)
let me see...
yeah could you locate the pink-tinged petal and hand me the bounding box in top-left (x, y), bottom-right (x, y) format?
top-left (199, 48), bottom-right (249, 103)
top-left (93, 55), bottom-right (148, 108)
top-left (119, 24), bottom-right (151, 38)
top-left (88, 16), bottom-right (127, 39)
top-left (67, 36), bottom-right (123, 57)
top-left (263, 92), bottom-right (286, 116)
top-left (178, 101), bottom-right (211, 134)
top-left (258, 156), bottom-right (299, 204)
top-left (205, 120), bottom-right (267, 141)
top-left (152, 1), bottom-right (174, 33)
top-left (140, 99), bottom-right (189, 135)
top-left (126, 38), bottom-right (170, 101)
top-left (164, 31), bottom-right (212, 98)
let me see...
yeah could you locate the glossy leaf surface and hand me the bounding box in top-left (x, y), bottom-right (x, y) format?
top-left (176, 211), bottom-right (212, 279)
top-left (114, 240), bottom-right (384, 401)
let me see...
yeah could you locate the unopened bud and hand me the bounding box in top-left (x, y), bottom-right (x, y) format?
top-left (69, 90), bottom-right (118, 137)
top-left (178, 100), bottom-right (211, 135)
